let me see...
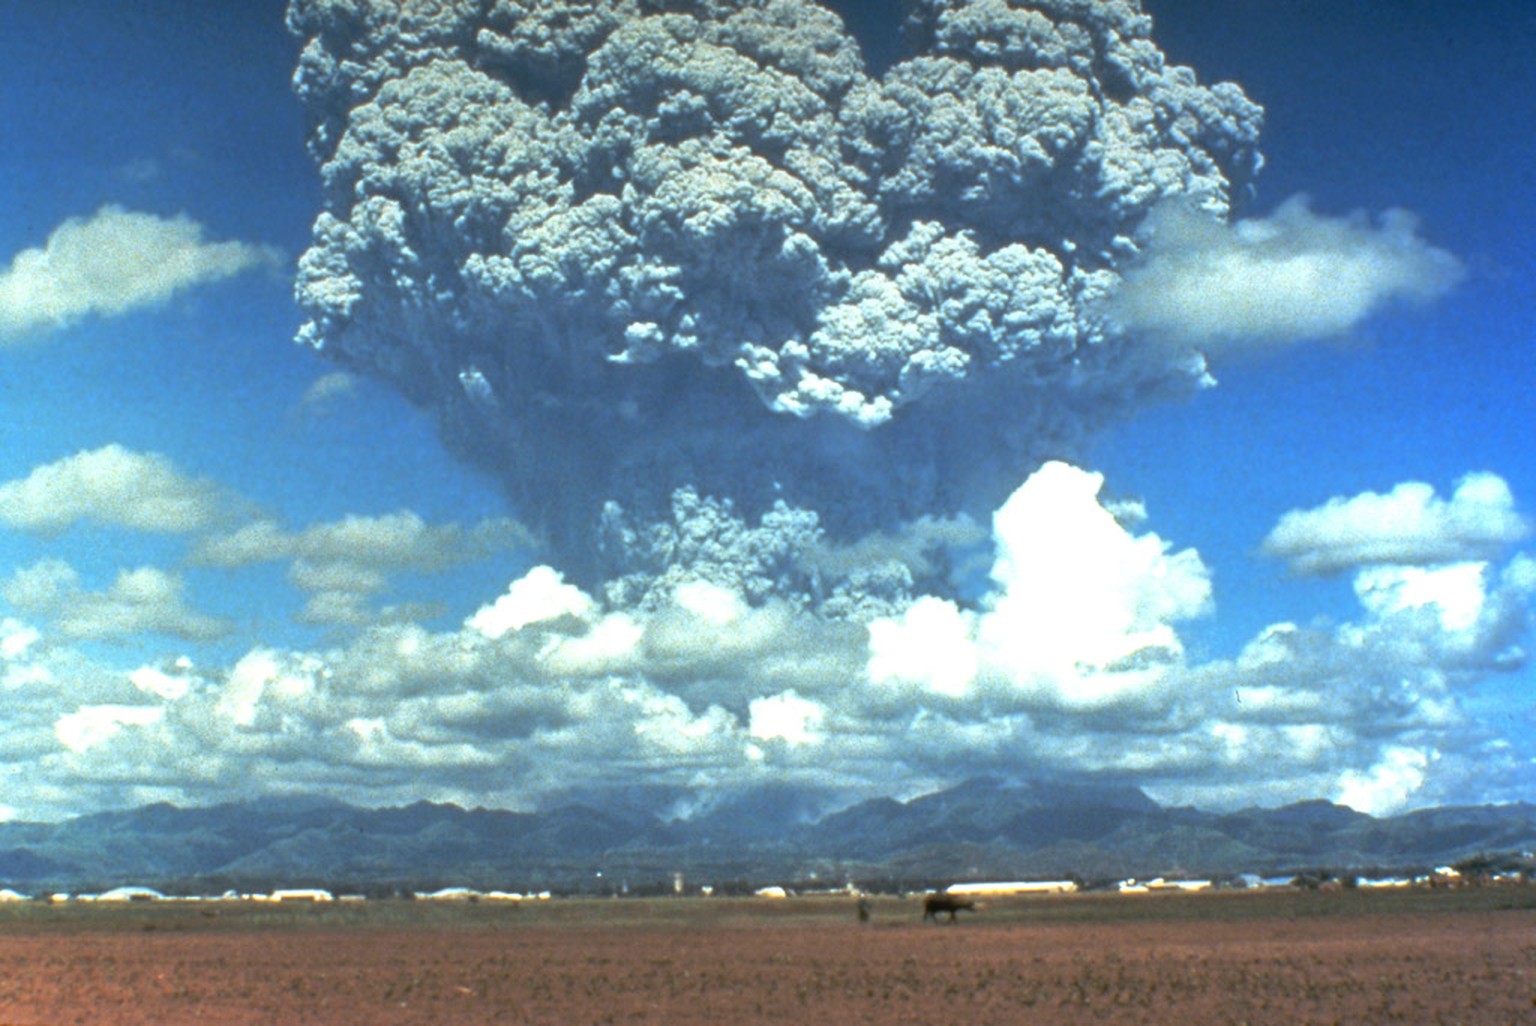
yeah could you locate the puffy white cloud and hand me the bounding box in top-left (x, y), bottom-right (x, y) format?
top-left (216, 648), bottom-right (325, 729)
top-left (0, 619), bottom-right (41, 661)
top-left (466, 566), bottom-right (595, 639)
top-left (0, 445), bottom-right (235, 534)
top-left (129, 660), bottom-right (194, 701)
top-left (296, 591), bottom-right (440, 630)
top-left (2, 560), bottom-right (229, 642)
top-left (1343, 556), bottom-right (1536, 673)
top-left (747, 690), bottom-right (825, 746)
top-left (868, 596), bottom-right (978, 699)
top-left (670, 580), bottom-right (748, 627)
top-left (1155, 522), bottom-right (1536, 811)
top-left (629, 689), bottom-right (740, 760)
top-left (54, 704), bottom-right (165, 754)
top-left (187, 519), bottom-right (289, 566)
top-left (865, 463), bottom-right (1215, 711)
top-left (0, 206), bottom-right (281, 342)
top-left (288, 558), bottom-right (390, 597)
top-left (1335, 746), bottom-right (1432, 816)
top-left (1110, 197), bottom-right (1464, 349)
top-left (980, 462), bottom-right (1212, 680)
top-left (1262, 473), bottom-right (1528, 576)
top-left (0, 462), bottom-right (1530, 822)
top-left (1354, 563), bottom-right (1490, 635)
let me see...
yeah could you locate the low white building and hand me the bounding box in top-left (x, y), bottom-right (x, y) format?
top-left (93, 886), bottom-right (166, 902)
top-left (482, 890), bottom-right (526, 901)
top-left (1117, 878), bottom-right (1212, 893)
top-left (1357, 876), bottom-right (1414, 889)
top-left (270, 888), bottom-right (334, 903)
top-left (946, 880), bottom-right (1078, 896)
top-left (415, 887), bottom-right (483, 902)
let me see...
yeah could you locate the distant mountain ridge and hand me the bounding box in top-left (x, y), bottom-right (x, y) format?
top-left (3, 780), bottom-right (1533, 894)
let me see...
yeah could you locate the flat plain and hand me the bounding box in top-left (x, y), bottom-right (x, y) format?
top-left (0, 887), bottom-right (1531, 1025)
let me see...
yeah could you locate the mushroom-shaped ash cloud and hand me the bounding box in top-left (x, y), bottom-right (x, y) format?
top-left (287, 0), bottom-right (1262, 599)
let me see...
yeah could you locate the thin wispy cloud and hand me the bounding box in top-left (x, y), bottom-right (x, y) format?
top-left (192, 511), bottom-right (527, 571)
top-left (293, 371), bottom-right (361, 422)
top-left (192, 511), bottom-right (532, 628)
top-left (2, 560), bottom-right (229, 643)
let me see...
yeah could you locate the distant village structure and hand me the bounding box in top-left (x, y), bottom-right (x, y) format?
top-left (4, 851), bottom-right (1532, 907)
top-left (946, 880), bottom-right (1078, 896)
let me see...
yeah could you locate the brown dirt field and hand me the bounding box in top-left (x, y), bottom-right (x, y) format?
top-left (0, 891), bottom-right (1532, 1025)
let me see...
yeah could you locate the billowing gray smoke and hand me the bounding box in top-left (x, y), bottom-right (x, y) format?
top-left (287, 0), bottom-right (1260, 599)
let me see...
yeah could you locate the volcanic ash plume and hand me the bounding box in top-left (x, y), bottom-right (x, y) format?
top-left (286, 0), bottom-right (1261, 599)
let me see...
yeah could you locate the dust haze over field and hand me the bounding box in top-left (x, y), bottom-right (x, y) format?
top-left (266, 0), bottom-right (1530, 819)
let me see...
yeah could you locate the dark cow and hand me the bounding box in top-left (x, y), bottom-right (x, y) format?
top-left (922, 892), bottom-right (976, 922)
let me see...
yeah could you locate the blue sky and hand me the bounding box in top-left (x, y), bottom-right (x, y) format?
top-left (0, 0), bottom-right (1531, 822)
top-left (1105, 0), bottom-right (1536, 649)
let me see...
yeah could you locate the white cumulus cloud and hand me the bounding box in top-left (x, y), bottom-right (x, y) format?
top-left (868, 462), bottom-right (1212, 711)
top-left (868, 596), bottom-right (979, 699)
top-left (467, 566), bottom-right (595, 639)
top-left (0, 206), bottom-right (282, 342)
top-left (1262, 472), bottom-right (1529, 576)
top-left (0, 445), bottom-right (235, 534)
top-left (0, 462), bottom-right (1530, 822)
top-left (0, 619), bottom-right (42, 661)
top-left (1335, 746), bottom-right (1432, 816)
top-left (1111, 196), bottom-right (1464, 350)
top-left (977, 462), bottom-right (1211, 704)
top-left (1354, 563), bottom-right (1491, 635)
top-left (747, 690), bottom-right (825, 746)
top-left (54, 704), bottom-right (165, 754)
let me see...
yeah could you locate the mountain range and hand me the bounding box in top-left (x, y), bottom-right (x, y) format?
top-left (3, 779), bottom-right (1533, 895)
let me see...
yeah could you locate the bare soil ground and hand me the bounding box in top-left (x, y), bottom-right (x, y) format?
top-left (0, 889), bottom-right (1531, 1025)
